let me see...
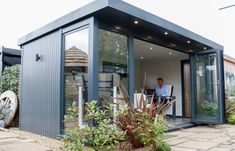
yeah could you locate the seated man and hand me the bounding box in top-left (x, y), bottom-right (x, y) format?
top-left (155, 77), bottom-right (169, 103)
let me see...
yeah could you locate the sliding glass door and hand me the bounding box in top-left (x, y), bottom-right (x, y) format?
top-left (191, 49), bottom-right (225, 124)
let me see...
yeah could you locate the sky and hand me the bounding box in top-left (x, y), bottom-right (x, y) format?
top-left (0, 0), bottom-right (235, 56)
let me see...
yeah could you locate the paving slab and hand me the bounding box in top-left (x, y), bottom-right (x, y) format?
top-left (210, 136), bottom-right (231, 143)
top-left (0, 132), bottom-right (18, 139)
top-left (0, 142), bottom-right (49, 151)
top-left (168, 138), bottom-right (189, 145)
top-left (188, 133), bottom-right (222, 139)
top-left (209, 147), bottom-right (232, 151)
top-left (168, 131), bottom-right (196, 138)
top-left (171, 146), bottom-right (197, 151)
top-left (175, 141), bottom-right (218, 150)
top-left (183, 127), bottom-right (221, 133)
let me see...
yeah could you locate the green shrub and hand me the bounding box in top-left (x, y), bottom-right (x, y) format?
top-left (0, 65), bottom-right (20, 95)
top-left (199, 101), bottom-right (218, 117)
top-left (226, 99), bottom-right (235, 121)
top-left (135, 113), bottom-right (170, 151)
top-left (228, 113), bottom-right (235, 125)
top-left (63, 126), bottom-right (85, 151)
top-left (63, 101), bottom-right (126, 151)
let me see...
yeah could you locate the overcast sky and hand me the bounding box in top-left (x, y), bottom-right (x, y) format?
top-left (0, 0), bottom-right (234, 56)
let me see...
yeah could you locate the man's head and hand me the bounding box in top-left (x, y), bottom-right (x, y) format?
top-left (157, 77), bottom-right (164, 87)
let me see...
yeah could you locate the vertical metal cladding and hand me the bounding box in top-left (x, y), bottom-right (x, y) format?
top-left (20, 30), bottom-right (61, 137)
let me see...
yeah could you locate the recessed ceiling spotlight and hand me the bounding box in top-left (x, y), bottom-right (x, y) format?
top-left (146, 36), bottom-right (152, 40)
top-left (164, 32), bottom-right (168, 35)
top-left (134, 20), bottom-right (139, 24)
top-left (204, 47), bottom-right (207, 50)
top-left (140, 57), bottom-right (144, 60)
top-left (169, 43), bottom-right (176, 47)
top-left (115, 26), bottom-right (121, 30)
top-left (187, 40), bottom-right (191, 44)
top-left (150, 47), bottom-right (153, 50)
top-left (188, 49), bottom-right (193, 52)
top-left (169, 52), bottom-right (172, 55)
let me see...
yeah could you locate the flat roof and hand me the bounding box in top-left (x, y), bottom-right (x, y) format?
top-left (18, 0), bottom-right (223, 50)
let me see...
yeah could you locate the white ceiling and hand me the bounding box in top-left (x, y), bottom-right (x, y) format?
top-left (134, 39), bottom-right (189, 61)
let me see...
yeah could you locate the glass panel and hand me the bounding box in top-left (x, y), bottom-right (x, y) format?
top-left (98, 29), bottom-right (128, 107)
top-left (64, 27), bottom-right (89, 128)
top-left (194, 53), bottom-right (218, 122)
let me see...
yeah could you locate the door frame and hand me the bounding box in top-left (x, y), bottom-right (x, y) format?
top-left (190, 49), bottom-right (225, 124)
top-left (60, 17), bottom-right (98, 133)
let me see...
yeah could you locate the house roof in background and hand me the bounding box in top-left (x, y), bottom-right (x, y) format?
top-left (224, 54), bottom-right (235, 63)
top-left (0, 46), bottom-right (21, 56)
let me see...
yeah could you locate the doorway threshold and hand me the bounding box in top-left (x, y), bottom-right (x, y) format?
top-left (167, 117), bottom-right (195, 132)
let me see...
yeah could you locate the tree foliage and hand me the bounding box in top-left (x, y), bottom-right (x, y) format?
top-left (0, 65), bottom-right (20, 95)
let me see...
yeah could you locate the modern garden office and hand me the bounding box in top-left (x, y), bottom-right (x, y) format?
top-left (18, 0), bottom-right (225, 137)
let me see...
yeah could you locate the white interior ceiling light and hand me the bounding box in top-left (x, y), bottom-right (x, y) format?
top-left (140, 56), bottom-right (144, 59)
top-left (187, 40), bottom-right (191, 44)
top-left (164, 32), bottom-right (168, 35)
top-left (134, 20), bottom-right (139, 24)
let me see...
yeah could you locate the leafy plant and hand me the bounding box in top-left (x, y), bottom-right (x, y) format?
top-left (0, 102), bottom-right (12, 127)
top-left (0, 106), bottom-right (11, 121)
top-left (0, 65), bottom-right (20, 96)
top-left (228, 113), bottom-right (235, 125)
top-left (226, 99), bottom-right (235, 119)
top-left (64, 106), bottom-right (79, 121)
top-left (199, 101), bottom-right (218, 117)
top-left (63, 101), bottom-right (126, 151)
top-left (115, 73), bottom-right (171, 150)
top-left (63, 126), bottom-right (85, 151)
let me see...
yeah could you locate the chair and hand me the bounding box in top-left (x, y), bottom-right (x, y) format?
top-left (134, 93), bottom-right (147, 109)
top-left (163, 85), bottom-right (176, 119)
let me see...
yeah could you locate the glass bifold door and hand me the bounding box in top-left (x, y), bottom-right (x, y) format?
top-left (191, 49), bottom-right (224, 124)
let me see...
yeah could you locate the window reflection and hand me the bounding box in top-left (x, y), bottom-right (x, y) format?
top-left (64, 27), bottom-right (89, 128)
top-left (99, 29), bottom-right (129, 106)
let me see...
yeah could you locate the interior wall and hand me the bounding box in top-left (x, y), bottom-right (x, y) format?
top-left (135, 55), bottom-right (189, 116)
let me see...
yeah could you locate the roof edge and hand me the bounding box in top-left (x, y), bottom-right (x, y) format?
top-left (108, 0), bottom-right (223, 50)
top-left (18, 0), bottom-right (109, 46)
top-left (18, 0), bottom-right (223, 50)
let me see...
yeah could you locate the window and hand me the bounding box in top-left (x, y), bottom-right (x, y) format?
top-left (98, 29), bottom-right (129, 106)
top-left (64, 27), bottom-right (89, 128)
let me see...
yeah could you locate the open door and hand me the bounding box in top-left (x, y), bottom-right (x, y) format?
top-left (191, 49), bottom-right (225, 124)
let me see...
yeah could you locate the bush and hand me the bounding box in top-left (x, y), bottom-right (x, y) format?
top-left (63, 101), bottom-right (126, 151)
top-left (116, 105), bottom-right (170, 151)
top-left (226, 99), bottom-right (235, 124)
top-left (228, 113), bottom-right (235, 125)
top-left (199, 101), bottom-right (218, 117)
top-left (0, 65), bottom-right (20, 95)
